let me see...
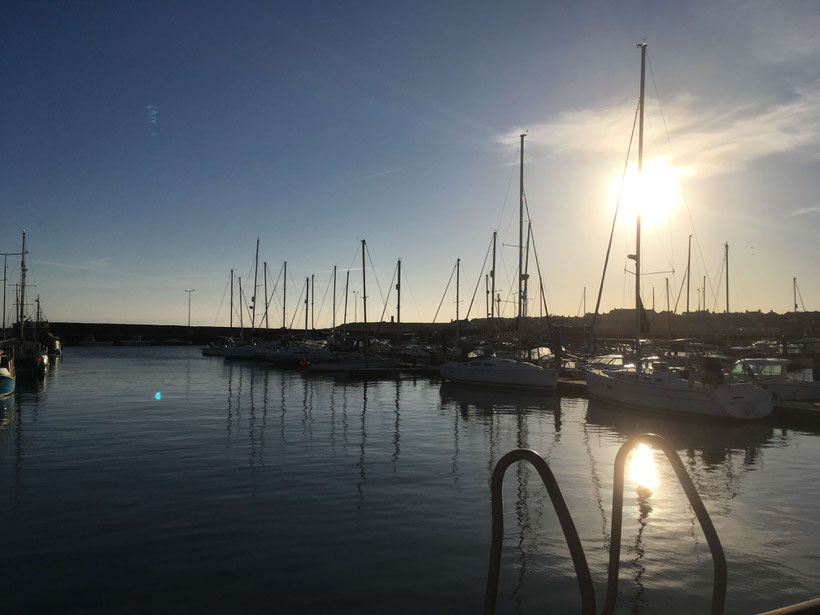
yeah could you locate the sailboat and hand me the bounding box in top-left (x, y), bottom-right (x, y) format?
top-left (440, 134), bottom-right (558, 391)
top-left (0, 232), bottom-right (49, 376)
top-left (584, 43), bottom-right (771, 420)
top-left (306, 240), bottom-right (398, 374)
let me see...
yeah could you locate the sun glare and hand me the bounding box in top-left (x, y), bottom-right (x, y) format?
top-left (627, 443), bottom-right (659, 491)
top-left (610, 155), bottom-right (688, 227)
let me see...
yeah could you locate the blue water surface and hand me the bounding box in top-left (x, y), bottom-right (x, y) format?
top-left (1, 347), bottom-right (818, 614)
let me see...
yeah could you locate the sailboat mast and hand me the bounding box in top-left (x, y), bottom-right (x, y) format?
top-left (396, 259), bottom-right (401, 350)
top-left (456, 258), bottom-right (460, 344)
top-left (794, 277), bottom-right (798, 312)
top-left (491, 231), bottom-right (497, 319)
top-left (230, 269), bottom-right (234, 332)
top-left (725, 241), bottom-right (729, 314)
top-left (304, 277), bottom-right (309, 337)
top-left (283, 261), bottom-right (287, 329)
top-left (239, 276), bottom-right (244, 338)
top-left (19, 231), bottom-right (26, 340)
top-left (332, 265), bottom-right (337, 331)
top-left (251, 238), bottom-right (259, 334)
top-left (485, 275), bottom-right (490, 318)
top-left (311, 274), bottom-right (315, 330)
top-left (636, 42), bottom-right (646, 370)
top-left (518, 133), bottom-right (525, 356)
top-left (361, 240), bottom-right (368, 354)
top-left (264, 262), bottom-right (269, 332)
top-left (343, 269), bottom-right (350, 337)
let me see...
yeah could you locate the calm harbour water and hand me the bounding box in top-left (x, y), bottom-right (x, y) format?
top-left (1, 346), bottom-right (818, 614)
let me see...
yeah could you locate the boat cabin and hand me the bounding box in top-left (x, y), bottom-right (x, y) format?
top-left (731, 358), bottom-right (790, 379)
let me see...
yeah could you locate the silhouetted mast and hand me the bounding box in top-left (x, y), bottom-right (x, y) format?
top-left (251, 238), bottom-right (259, 333)
top-left (635, 42), bottom-right (647, 371)
top-left (725, 242), bottom-right (729, 314)
top-left (518, 133), bottom-right (525, 356)
top-left (361, 240), bottom-right (368, 354)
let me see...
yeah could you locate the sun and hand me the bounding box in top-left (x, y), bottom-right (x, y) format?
top-left (610, 155), bottom-right (689, 227)
top-left (628, 443), bottom-right (659, 491)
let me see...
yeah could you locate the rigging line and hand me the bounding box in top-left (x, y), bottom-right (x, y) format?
top-left (648, 51), bottom-right (718, 307)
top-left (212, 273), bottom-right (231, 326)
top-left (347, 244), bottom-right (360, 272)
top-left (523, 193), bottom-right (552, 332)
top-left (495, 142), bottom-right (522, 236)
top-left (376, 261), bottom-right (398, 329)
top-left (288, 282), bottom-right (306, 330)
top-left (315, 270), bottom-right (333, 329)
top-left (266, 263), bottom-right (285, 317)
top-left (432, 260), bottom-right (458, 324)
top-left (364, 243), bottom-right (387, 306)
top-left (465, 234), bottom-right (494, 320)
top-left (712, 256), bottom-right (726, 312)
top-left (796, 281), bottom-right (807, 312)
top-left (673, 262), bottom-right (687, 313)
top-left (591, 102), bottom-right (640, 331)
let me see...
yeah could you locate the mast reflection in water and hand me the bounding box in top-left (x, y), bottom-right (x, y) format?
top-left (0, 347), bottom-right (817, 614)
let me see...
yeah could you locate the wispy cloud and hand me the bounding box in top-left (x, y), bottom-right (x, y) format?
top-left (497, 85), bottom-right (820, 178)
top-left (341, 161), bottom-right (430, 186)
top-left (33, 258), bottom-right (111, 271)
top-left (785, 206), bottom-right (820, 217)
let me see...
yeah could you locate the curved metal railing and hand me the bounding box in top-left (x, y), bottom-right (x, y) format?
top-left (601, 433), bottom-right (727, 615)
top-left (483, 448), bottom-right (596, 615)
top-left (483, 433), bottom-right (726, 615)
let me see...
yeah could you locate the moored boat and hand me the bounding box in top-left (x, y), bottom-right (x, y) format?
top-left (441, 356), bottom-right (558, 390)
top-left (583, 43), bottom-right (771, 421)
top-left (729, 358), bottom-right (820, 402)
top-left (0, 351), bottom-right (15, 397)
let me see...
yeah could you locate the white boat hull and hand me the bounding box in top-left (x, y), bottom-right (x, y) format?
top-left (584, 368), bottom-right (772, 420)
top-left (440, 358), bottom-right (558, 390)
top-left (752, 380), bottom-right (820, 402)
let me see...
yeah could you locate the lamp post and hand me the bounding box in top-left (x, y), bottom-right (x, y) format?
top-left (185, 289), bottom-right (195, 337)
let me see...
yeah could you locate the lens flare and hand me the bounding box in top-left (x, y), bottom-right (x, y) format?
top-left (155, 392), bottom-right (161, 400)
top-left (628, 443), bottom-right (658, 491)
top-left (611, 155), bottom-right (689, 227)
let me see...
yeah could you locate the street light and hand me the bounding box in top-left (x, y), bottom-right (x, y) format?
top-left (185, 289), bottom-right (196, 336)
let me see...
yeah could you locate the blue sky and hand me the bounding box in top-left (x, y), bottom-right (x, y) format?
top-left (1, 1), bottom-right (818, 326)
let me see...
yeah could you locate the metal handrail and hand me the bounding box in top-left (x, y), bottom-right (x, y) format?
top-left (601, 433), bottom-right (727, 615)
top-left (484, 433), bottom-right (819, 614)
top-left (483, 448), bottom-right (596, 615)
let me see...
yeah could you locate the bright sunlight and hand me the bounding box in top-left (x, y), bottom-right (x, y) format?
top-left (610, 155), bottom-right (689, 227)
top-left (628, 443), bottom-right (659, 491)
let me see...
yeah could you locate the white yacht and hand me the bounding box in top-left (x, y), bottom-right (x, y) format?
top-left (583, 43), bottom-right (771, 421)
top-left (729, 358), bottom-right (820, 402)
top-left (440, 357), bottom-right (558, 390)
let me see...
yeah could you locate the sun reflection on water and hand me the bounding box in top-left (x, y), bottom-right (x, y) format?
top-left (628, 443), bottom-right (659, 492)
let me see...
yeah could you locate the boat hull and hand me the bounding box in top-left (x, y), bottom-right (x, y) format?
top-left (0, 371), bottom-right (14, 398)
top-left (584, 368), bottom-right (772, 420)
top-left (440, 358), bottom-right (558, 390)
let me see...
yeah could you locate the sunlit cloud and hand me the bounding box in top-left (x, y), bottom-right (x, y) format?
top-left (497, 85), bottom-right (820, 178)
